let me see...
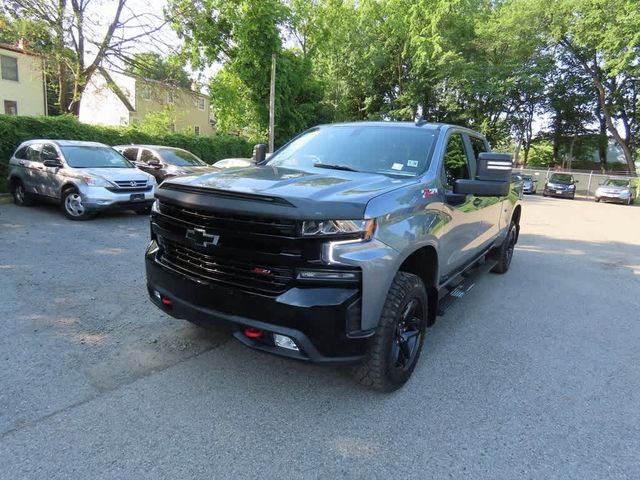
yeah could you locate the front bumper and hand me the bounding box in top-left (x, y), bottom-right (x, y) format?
top-left (145, 241), bottom-right (368, 363)
top-left (544, 187), bottom-right (575, 198)
top-left (81, 185), bottom-right (156, 211)
top-left (596, 192), bottom-right (632, 203)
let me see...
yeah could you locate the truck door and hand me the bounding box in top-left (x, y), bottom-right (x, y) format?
top-left (439, 132), bottom-right (486, 278)
top-left (466, 135), bottom-right (503, 249)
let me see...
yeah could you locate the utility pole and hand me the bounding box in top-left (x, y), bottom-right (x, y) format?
top-left (269, 53), bottom-right (276, 153)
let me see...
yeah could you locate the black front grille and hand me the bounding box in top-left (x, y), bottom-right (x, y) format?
top-left (160, 239), bottom-right (295, 294)
top-left (159, 201), bottom-right (297, 237)
top-left (106, 185), bottom-right (153, 193)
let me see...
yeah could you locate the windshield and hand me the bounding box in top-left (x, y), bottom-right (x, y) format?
top-left (523, 175), bottom-right (533, 181)
top-left (266, 125), bottom-right (437, 177)
top-left (604, 179), bottom-right (629, 187)
top-left (550, 173), bottom-right (573, 184)
top-left (61, 146), bottom-right (132, 168)
top-left (158, 148), bottom-right (206, 166)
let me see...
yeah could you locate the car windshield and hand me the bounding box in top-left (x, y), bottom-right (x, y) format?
top-left (550, 174), bottom-right (573, 184)
top-left (158, 148), bottom-right (206, 166)
top-left (512, 174), bottom-right (523, 182)
top-left (266, 125), bottom-right (437, 177)
top-left (523, 175), bottom-right (533, 181)
top-left (604, 179), bottom-right (629, 187)
top-left (61, 146), bottom-right (132, 168)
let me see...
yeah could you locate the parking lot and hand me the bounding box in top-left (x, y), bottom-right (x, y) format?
top-left (1, 196), bottom-right (639, 479)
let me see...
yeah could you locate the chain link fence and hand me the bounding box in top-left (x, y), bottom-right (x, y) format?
top-left (514, 167), bottom-right (637, 199)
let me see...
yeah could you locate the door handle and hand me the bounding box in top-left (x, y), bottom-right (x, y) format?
top-left (473, 198), bottom-right (482, 207)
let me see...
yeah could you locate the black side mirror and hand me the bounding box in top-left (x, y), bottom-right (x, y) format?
top-left (253, 144), bottom-right (267, 163)
top-left (43, 159), bottom-right (62, 168)
top-left (452, 152), bottom-right (512, 197)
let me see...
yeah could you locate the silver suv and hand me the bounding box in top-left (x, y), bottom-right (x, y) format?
top-left (8, 140), bottom-right (157, 220)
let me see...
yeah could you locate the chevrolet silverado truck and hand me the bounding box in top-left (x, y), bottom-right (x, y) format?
top-left (145, 122), bottom-right (522, 391)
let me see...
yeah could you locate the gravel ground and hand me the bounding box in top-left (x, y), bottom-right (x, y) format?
top-left (0, 197), bottom-right (639, 479)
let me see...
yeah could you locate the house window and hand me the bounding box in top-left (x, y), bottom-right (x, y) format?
top-left (197, 97), bottom-right (205, 110)
top-left (167, 91), bottom-right (175, 104)
top-left (4, 100), bottom-right (17, 115)
top-left (194, 126), bottom-right (200, 136)
top-left (141, 87), bottom-right (151, 100)
top-left (1, 55), bottom-right (18, 81)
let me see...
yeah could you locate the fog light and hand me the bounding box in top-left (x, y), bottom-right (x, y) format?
top-left (153, 290), bottom-right (161, 300)
top-left (297, 270), bottom-right (358, 281)
top-left (273, 334), bottom-right (299, 351)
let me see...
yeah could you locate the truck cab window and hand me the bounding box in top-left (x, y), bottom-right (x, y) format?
top-left (442, 133), bottom-right (470, 189)
top-left (470, 136), bottom-right (487, 161)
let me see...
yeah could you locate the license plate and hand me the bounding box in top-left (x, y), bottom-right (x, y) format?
top-left (130, 193), bottom-right (145, 201)
top-left (556, 190), bottom-right (563, 194)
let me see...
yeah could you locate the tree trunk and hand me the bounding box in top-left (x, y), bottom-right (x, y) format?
top-left (596, 103), bottom-right (607, 170)
top-left (593, 75), bottom-right (636, 174)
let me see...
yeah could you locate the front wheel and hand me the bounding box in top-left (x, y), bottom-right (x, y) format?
top-left (352, 272), bottom-right (428, 392)
top-left (490, 221), bottom-right (517, 274)
top-left (61, 189), bottom-right (94, 220)
top-left (595, 197), bottom-right (600, 202)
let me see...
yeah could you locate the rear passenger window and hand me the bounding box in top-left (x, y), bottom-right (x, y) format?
top-left (140, 149), bottom-right (159, 164)
top-left (26, 144), bottom-right (43, 162)
top-left (470, 137), bottom-right (487, 161)
top-left (442, 134), bottom-right (470, 189)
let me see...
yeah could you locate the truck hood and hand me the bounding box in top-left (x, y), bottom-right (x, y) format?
top-left (158, 165), bottom-right (415, 219)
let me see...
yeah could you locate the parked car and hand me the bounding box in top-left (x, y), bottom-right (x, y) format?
top-left (595, 178), bottom-right (635, 205)
top-left (543, 173), bottom-right (577, 199)
top-left (8, 140), bottom-right (156, 220)
top-left (522, 174), bottom-right (537, 194)
top-left (113, 145), bottom-right (219, 183)
top-left (145, 121), bottom-right (521, 391)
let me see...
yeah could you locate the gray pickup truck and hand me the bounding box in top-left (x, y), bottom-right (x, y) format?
top-left (145, 121), bottom-right (521, 391)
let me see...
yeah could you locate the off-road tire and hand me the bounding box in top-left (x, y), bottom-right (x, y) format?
top-left (11, 180), bottom-right (34, 206)
top-left (352, 272), bottom-right (428, 392)
top-left (490, 221), bottom-right (517, 274)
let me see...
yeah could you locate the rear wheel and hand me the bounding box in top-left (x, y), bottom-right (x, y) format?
top-left (11, 180), bottom-right (34, 206)
top-left (491, 221), bottom-right (517, 274)
top-left (353, 272), bottom-right (428, 392)
top-left (61, 188), bottom-right (94, 220)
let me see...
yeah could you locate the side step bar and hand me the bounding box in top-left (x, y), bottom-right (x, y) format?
top-left (436, 258), bottom-right (497, 316)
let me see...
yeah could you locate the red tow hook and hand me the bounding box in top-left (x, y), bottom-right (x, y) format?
top-left (244, 328), bottom-right (264, 339)
top-left (160, 296), bottom-right (173, 306)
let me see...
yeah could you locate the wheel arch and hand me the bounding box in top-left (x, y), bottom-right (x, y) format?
top-left (511, 204), bottom-right (522, 242)
top-left (398, 245), bottom-right (439, 327)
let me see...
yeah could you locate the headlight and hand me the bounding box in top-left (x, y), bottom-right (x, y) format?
top-left (148, 175), bottom-right (157, 185)
top-left (82, 175), bottom-right (113, 187)
top-left (568, 184), bottom-right (576, 190)
top-left (301, 219), bottom-right (376, 240)
top-left (151, 199), bottom-right (160, 213)
top-left (621, 189), bottom-right (631, 196)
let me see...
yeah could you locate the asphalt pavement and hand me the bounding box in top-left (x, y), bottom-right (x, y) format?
top-left (0, 196), bottom-right (638, 479)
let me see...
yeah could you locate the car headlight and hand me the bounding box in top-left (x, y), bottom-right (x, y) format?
top-left (621, 189), bottom-right (631, 196)
top-left (151, 199), bottom-right (160, 213)
top-left (82, 175), bottom-right (113, 187)
top-left (568, 184), bottom-right (576, 190)
top-left (301, 219), bottom-right (376, 240)
top-left (148, 175), bottom-right (157, 185)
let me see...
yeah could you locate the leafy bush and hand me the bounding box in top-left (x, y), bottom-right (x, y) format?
top-left (527, 140), bottom-right (553, 168)
top-left (0, 115), bottom-right (255, 192)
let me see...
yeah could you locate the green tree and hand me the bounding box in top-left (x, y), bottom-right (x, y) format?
top-left (123, 52), bottom-right (192, 89)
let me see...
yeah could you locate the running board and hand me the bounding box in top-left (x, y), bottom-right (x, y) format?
top-left (436, 259), bottom-right (497, 316)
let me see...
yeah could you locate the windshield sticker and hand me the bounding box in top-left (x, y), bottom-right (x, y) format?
top-left (407, 160), bottom-right (419, 168)
top-left (391, 163), bottom-right (404, 170)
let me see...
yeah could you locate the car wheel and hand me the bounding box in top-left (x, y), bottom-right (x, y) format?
top-left (542, 192), bottom-right (547, 197)
top-left (491, 221), bottom-right (517, 274)
top-left (595, 197), bottom-right (600, 202)
top-left (352, 272), bottom-right (428, 392)
top-left (628, 197), bottom-right (634, 206)
top-left (11, 180), bottom-right (34, 206)
top-left (61, 188), bottom-right (94, 220)
top-left (571, 193), bottom-right (575, 200)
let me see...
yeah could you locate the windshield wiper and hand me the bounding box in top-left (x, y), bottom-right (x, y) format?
top-left (313, 163), bottom-right (359, 172)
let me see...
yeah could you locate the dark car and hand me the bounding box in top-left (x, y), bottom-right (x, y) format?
top-left (522, 174), bottom-right (537, 194)
top-left (113, 145), bottom-right (218, 183)
top-left (543, 173), bottom-right (577, 199)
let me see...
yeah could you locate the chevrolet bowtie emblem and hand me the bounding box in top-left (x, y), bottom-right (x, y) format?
top-left (185, 228), bottom-right (220, 248)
